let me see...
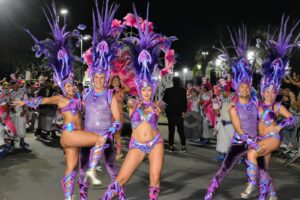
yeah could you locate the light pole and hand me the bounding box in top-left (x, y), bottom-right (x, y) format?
top-left (183, 68), bottom-right (188, 86)
top-left (58, 8), bottom-right (68, 23)
top-left (197, 64), bottom-right (201, 77)
top-left (202, 51), bottom-right (209, 59)
top-left (80, 35), bottom-right (92, 56)
top-left (80, 35), bottom-right (91, 82)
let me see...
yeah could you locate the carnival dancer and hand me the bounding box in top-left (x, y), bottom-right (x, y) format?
top-left (204, 26), bottom-right (263, 200)
top-left (241, 16), bottom-right (297, 200)
top-left (214, 79), bottom-right (235, 161)
top-left (14, 3), bottom-right (111, 199)
top-left (108, 75), bottom-right (130, 161)
top-left (78, 1), bottom-right (123, 198)
top-left (101, 4), bottom-right (177, 200)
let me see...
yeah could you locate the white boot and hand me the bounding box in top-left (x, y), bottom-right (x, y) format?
top-left (85, 169), bottom-right (102, 186)
top-left (241, 183), bottom-right (257, 199)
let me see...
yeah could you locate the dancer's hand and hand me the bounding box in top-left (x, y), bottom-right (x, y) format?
top-left (12, 100), bottom-right (25, 107)
top-left (273, 125), bottom-right (281, 134)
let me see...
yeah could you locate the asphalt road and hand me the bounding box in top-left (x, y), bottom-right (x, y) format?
top-left (1, 125), bottom-right (300, 200)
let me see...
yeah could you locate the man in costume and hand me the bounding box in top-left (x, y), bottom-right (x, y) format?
top-left (205, 26), bottom-right (264, 200)
top-left (78, 1), bottom-right (123, 199)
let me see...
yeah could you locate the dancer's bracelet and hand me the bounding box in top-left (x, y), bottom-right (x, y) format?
top-left (25, 97), bottom-right (42, 109)
top-left (278, 116), bottom-right (296, 129)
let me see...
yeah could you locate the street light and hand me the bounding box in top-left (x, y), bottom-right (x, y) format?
top-left (202, 51), bottom-right (209, 60)
top-left (80, 35), bottom-right (92, 82)
top-left (81, 35), bottom-right (92, 56)
top-left (58, 9), bottom-right (68, 23)
top-left (215, 58), bottom-right (222, 67)
top-left (60, 9), bottom-right (68, 15)
top-left (197, 64), bottom-right (202, 70)
top-left (247, 50), bottom-right (255, 60)
top-left (174, 72), bottom-right (179, 77)
top-left (183, 68), bottom-right (188, 86)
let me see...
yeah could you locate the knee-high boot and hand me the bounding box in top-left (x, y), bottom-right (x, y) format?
top-left (267, 178), bottom-right (278, 200)
top-left (85, 144), bottom-right (109, 186)
top-left (101, 181), bottom-right (126, 200)
top-left (61, 171), bottom-right (76, 200)
top-left (241, 160), bottom-right (258, 199)
top-left (259, 169), bottom-right (270, 200)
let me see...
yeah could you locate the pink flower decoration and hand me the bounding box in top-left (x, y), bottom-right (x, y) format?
top-left (83, 48), bottom-right (93, 67)
top-left (160, 68), bottom-right (170, 77)
top-left (123, 13), bottom-right (143, 28)
top-left (141, 20), bottom-right (154, 33)
top-left (111, 19), bottom-right (122, 28)
top-left (164, 49), bottom-right (176, 68)
top-left (123, 13), bottom-right (136, 27)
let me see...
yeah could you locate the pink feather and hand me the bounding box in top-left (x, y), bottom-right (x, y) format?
top-left (123, 13), bottom-right (143, 28)
top-left (83, 48), bottom-right (93, 67)
top-left (111, 19), bottom-right (122, 28)
top-left (164, 49), bottom-right (176, 68)
top-left (141, 20), bottom-right (154, 33)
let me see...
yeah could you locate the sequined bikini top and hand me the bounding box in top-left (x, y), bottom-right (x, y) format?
top-left (259, 102), bottom-right (281, 126)
top-left (60, 95), bottom-right (82, 116)
top-left (130, 102), bottom-right (159, 130)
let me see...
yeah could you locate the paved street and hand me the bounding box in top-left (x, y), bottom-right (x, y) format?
top-left (1, 125), bottom-right (300, 200)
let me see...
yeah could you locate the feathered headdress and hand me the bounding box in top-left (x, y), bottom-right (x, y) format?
top-left (88, 0), bottom-right (123, 86)
top-left (228, 25), bottom-right (253, 91)
top-left (260, 15), bottom-right (300, 98)
top-left (123, 3), bottom-right (177, 100)
top-left (24, 2), bottom-right (83, 95)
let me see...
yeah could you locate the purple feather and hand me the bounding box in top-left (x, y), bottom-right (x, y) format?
top-left (24, 1), bottom-right (80, 94)
top-left (89, 0), bottom-right (123, 86)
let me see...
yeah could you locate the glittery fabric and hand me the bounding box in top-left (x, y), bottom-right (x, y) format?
top-left (84, 89), bottom-right (112, 132)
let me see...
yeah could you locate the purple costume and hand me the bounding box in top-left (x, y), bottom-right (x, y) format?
top-left (60, 96), bottom-right (82, 132)
top-left (241, 15), bottom-right (298, 200)
top-left (78, 88), bottom-right (119, 200)
top-left (78, 0), bottom-right (124, 198)
top-left (205, 25), bottom-right (265, 200)
top-left (102, 2), bottom-right (176, 200)
top-left (129, 102), bottom-right (164, 154)
top-left (23, 2), bottom-right (87, 199)
top-left (205, 99), bottom-right (261, 200)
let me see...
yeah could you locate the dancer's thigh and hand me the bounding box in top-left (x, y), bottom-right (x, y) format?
top-left (148, 143), bottom-right (164, 185)
top-left (64, 147), bottom-right (80, 175)
top-left (258, 138), bottom-right (280, 156)
top-left (60, 130), bottom-right (100, 148)
top-left (117, 148), bottom-right (146, 186)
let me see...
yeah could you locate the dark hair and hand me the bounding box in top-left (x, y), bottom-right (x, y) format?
top-left (172, 77), bottom-right (181, 87)
top-left (109, 75), bottom-right (122, 89)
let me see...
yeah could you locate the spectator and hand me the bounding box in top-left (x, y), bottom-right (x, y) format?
top-left (163, 77), bottom-right (187, 152)
top-left (36, 79), bottom-right (57, 139)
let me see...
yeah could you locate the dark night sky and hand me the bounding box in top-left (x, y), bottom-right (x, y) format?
top-left (0, 0), bottom-right (299, 76)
